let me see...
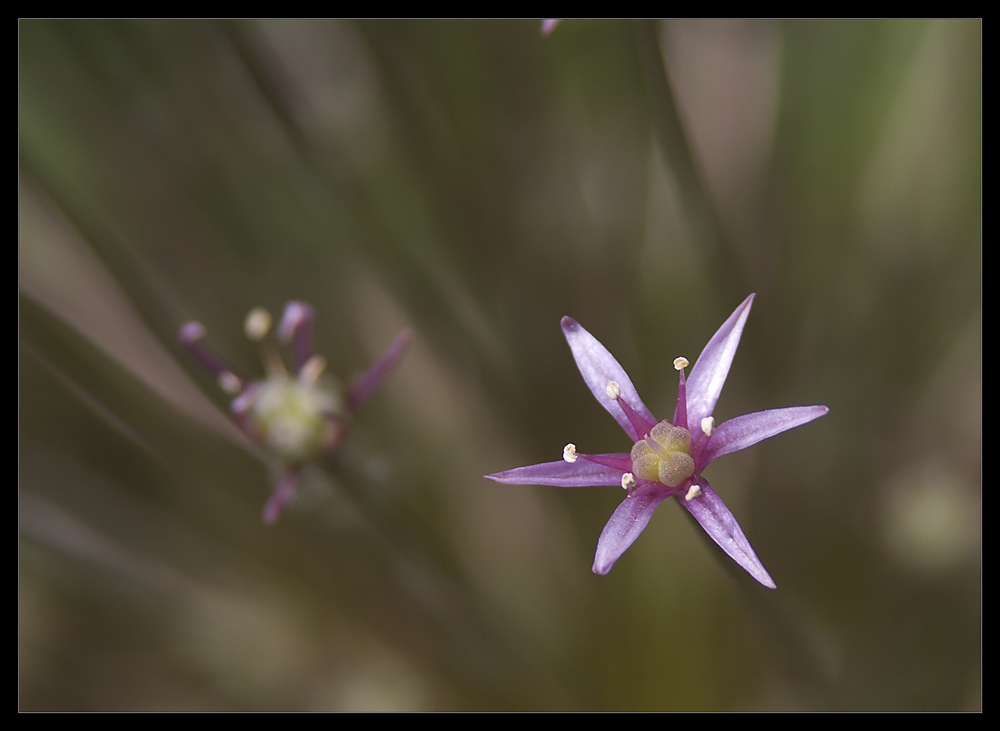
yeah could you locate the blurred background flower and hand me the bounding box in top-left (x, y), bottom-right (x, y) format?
top-left (19, 19), bottom-right (980, 711)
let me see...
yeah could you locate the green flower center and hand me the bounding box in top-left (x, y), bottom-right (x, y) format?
top-left (630, 420), bottom-right (696, 488)
top-left (249, 376), bottom-right (343, 464)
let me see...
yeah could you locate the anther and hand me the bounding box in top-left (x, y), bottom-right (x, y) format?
top-left (673, 356), bottom-right (689, 371)
top-left (701, 416), bottom-right (714, 437)
top-left (563, 443), bottom-right (578, 463)
top-left (219, 371), bottom-right (243, 395)
top-left (621, 472), bottom-right (636, 493)
top-left (299, 355), bottom-right (327, 385)
top-left (685, 484), bottom-right (702, 501)
top-left (606, 381), bottom-right (621, 400)
top-left (245, 307), bottom-right (272, 341)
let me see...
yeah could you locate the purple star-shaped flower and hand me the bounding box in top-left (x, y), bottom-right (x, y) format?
top-left (485, 294), bottom-right (828, 588)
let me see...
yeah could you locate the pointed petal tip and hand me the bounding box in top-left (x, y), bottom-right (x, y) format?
top-left (728, 293), bottom-right (755, 326)
top-left (483, 467), bottom-right (531, 485)
top-left (798, 404), bottom-right (830, 422)
top-left (346, 328), bottom-right (413, 411)
top-left (179, 321), bottom-right (206, 345)
top-left (262, 493), bottom-right (286, 525)
top-left (590, 489), bottom-right (670, 576)
top-left (591, 560), bottom-right (612, 576)
top-left (702, 404), bottom-right (832, 464)
top-left (560, 316), bottom-right (578, 331)
top-left (745, 550), bottom-right (777, 589)
top-left (681, 482), bottom-right (780, 588)
top-left (541, 19), bottom-right (561, 36)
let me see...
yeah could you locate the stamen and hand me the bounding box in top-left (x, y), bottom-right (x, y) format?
top-left (576, 452), bottom-right (634, 472)
top-left (606, 381), bottom-right (621, 400)
top-left (610, 390), bottom-right (658, 440)
top-left (231, 385), bottom-right (257, 415)
top-left (673, 356), bottom-right (689, 371)
top-left (299, 355), bottom-right (327, 385)
top-left (685, 484), bottom-right (702, 501)
top-left (244, 307), bottom-right (272, 341)
top-left (673, 363), bottom-right (688, 430)
top-left (179, 321), bottom-right (247, 389)
top-left (261, 346), bottom-right (288, 380)
top-left (621, 472), bottom-right (636, 494)
top-left (219, 371), bottom-right (243, 395)
top-left (562, 443), bottom-right (578, 463)
top-left (701, 416), bottom-right (714, 437)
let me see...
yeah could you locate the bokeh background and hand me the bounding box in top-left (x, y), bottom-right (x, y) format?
top-left (19, 19), bottom-right (980, 711)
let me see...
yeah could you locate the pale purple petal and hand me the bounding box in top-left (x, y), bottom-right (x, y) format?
top-left (592, 487), bottom-right (671, 574)
top-left (700, 405), bottom-right (829, 466)
top-left (681, 480), bottom-right (775, 588)
top-left (561, 317), bottom-right (656, 441)
top-left (485, 455), bottom-right (629, 487)
top-left (686, 294), bottom-right (754, 434)
top-left (262, 468), bottom-right (300, 525)
top-left (347, 329), bottom-right (413, 411)
top-left (277, 301), bottom-right (315, 372)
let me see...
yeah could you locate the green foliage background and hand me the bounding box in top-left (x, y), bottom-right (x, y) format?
top-left (20, 19), bottom-right (980, 711)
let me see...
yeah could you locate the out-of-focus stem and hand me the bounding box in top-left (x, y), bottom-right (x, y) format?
top-left (631, 20), bottom-right (735, 293)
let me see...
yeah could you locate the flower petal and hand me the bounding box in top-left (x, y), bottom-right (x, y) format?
top-left (681, 480), bottom-right (775, 588)
top-left (686, 294), bottom-right (754, 434)
top-left (347, 329), bottom-right (413, 411)
top-left (277, 301), bottom-right (315, 372)
top-left (700, 405), bottom-right (829, 465)
top-left (262, 468), bottom-right (301, 525)
top-left (485, 455), bottom-right (629, 487)
top-left (561, 317), bottom-right (656, 441)
top-left (592, 486), bottom-right (671, 574)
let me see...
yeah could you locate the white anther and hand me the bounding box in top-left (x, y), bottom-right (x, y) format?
top-left (562, 443), bottom-right (578, 463)
top-left (299, 355), bottom-right (327, 385)
top-left (673, 356), bottom-right (689, 371)
top-left (245, 307), bottom-right (272, 341)
top-left (685, 484), bottom-right (702, 501)
top-left (606, 381), bottom-right (621, 400)
top-left (701, 416), bottom-right (715, 437)
top-left (621, 472), bottom-right (636, 492)
top-left (218, 371), bottom-right (242, 395)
